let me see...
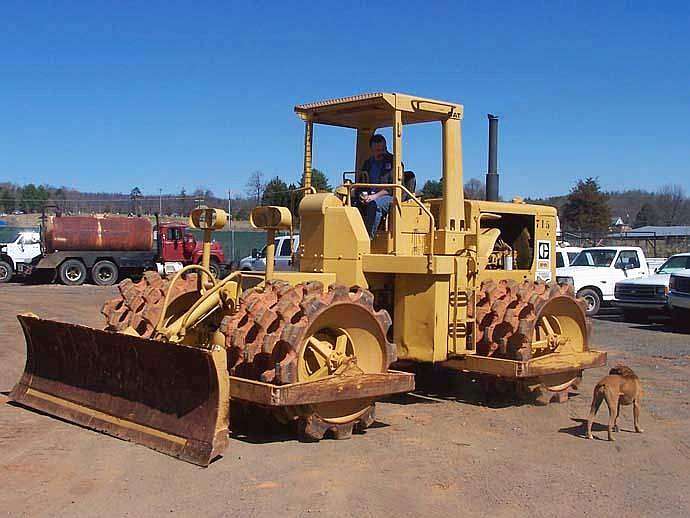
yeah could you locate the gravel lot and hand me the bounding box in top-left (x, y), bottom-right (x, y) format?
top-left (1, 285), bottom-right (689, 517)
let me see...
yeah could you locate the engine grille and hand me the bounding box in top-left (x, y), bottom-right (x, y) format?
top-left (615, 284), bottom-right (662, 300)
top-left (673, 276), bottom-right (690, 295)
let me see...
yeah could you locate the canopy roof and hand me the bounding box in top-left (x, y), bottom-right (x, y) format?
top-left (294, 92), bottom-right (463, 129)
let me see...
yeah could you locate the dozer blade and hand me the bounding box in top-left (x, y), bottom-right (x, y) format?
top-left (9, 314), bottom-right (229, 466)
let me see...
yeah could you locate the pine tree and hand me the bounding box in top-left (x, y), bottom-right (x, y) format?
top-left (0, 188), bottom-right (15, 212)
top-left (262, 177), bottom-right (290, 206)
top-left (561, 178), bottom-right (611, 232)
top-left (308, 168), bottom-right (332, 192)
top-left (420, 179), bottom-right (442, 198)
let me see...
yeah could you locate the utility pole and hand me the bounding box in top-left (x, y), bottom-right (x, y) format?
top-left (228, 189), bottom-right (235, 265)
top-left (159, 188), bottom-right (162, 216)
top-left (227, 189), bottom-right (232, 227)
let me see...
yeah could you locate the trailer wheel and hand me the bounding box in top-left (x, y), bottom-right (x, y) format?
top-left (0, 260), bottom-right (13, 283)
top-left (59, 259), bottom-right (87, 286)
top-left (92, 260), bottom-right (119, 286)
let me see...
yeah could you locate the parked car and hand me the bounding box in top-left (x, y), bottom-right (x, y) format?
top-left (669, 271), bottom-right (690, 331)
top-left (238, 234), bottom-right (299, 272)
top-left (613, 253), bottom-right (690, 322)
top-left (556, 246), bottom-right (582, 268)
top-left (556, 246), bottom-right (653, 316)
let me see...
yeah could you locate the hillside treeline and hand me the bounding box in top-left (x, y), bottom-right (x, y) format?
top-left (529, 182), bottom-right (690, 230)
top-left (0, 182), bottom-right (256, 220)
top-left (3, 176), bottom-right (689, 231)
top-left (0, 169), bottom-right (333, 221)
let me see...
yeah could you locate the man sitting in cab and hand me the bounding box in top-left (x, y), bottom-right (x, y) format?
top-left (360, 134), bottom-right (395, 239)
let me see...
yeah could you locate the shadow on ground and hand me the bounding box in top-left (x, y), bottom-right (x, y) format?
top-left (387, 365), bottom-right (543, 409)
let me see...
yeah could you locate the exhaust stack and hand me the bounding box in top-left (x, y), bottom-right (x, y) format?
top-left (486, 114), bottom-right (499, 202)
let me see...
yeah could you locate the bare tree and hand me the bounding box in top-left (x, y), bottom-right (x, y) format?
top-left (655, 184), bottom-right (687, 225)
top-left (464, 178), bottom-right (486, 200)
top-left (246, 171), bottom-right (265, 204)
top-left (130, 186), bottom-right (142, 215)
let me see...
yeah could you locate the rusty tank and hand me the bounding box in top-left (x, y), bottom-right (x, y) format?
top-left (43, 215), bottom-right (153, 252)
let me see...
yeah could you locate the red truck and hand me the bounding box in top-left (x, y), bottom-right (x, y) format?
top-left (14, 215), bottom-right (225, 286)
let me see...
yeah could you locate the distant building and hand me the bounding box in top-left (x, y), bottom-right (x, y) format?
top-left (608, 225), bottom-right (690, 257)
top-left (609, 217), bottom-right (631, 233)
top-left (621, 225), bottom-right (690, 238)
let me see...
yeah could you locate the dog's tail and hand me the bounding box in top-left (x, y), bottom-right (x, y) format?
top-left (609, 365), bottom-right (637, 378)
top-left (590, 384), bottom-right (606, 416)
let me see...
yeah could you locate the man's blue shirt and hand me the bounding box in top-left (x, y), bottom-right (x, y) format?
top-left (368, 159), bottom-right (385, 191)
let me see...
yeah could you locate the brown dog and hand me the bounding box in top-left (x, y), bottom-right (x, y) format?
top-left (586, 365), bottom-right (644, 441)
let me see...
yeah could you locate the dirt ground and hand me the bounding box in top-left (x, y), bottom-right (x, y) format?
top-left (1, 284), bottom-right (689, 517)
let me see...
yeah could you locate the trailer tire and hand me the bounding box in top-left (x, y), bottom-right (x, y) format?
top-left (0, 260), bottom-right (13, 283)
top-left (59, 259), bottom-right (87, 286)
top-left (92, 260), bottom-right (119, 286)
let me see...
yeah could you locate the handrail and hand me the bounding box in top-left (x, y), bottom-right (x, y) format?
top-left (344, 182), bottom-right (435, 269)
top-left (292, 185), bottom-right (317, 195)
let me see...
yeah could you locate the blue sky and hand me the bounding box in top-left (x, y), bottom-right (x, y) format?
top-left (1, 1), bottom-right (689, 199)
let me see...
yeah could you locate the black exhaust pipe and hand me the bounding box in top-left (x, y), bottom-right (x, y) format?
top-left (486, 114), bottom-right (499, 202)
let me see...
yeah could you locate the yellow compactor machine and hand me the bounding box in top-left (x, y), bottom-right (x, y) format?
top-left (10, 92), bottom-right (606, 465)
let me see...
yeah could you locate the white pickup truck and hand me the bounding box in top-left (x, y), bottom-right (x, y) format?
top-left (556, 246), bottom-right (653, 316)
top-left (238, 234), bottom-right (299, 272)
top-left (556, 246), bottom-right (582, 268)
top-left (0, 231), bottom-right (42, 283)
top-left (669, 271), bottom-right (690, 331)
top-left (613, 253), bottom-right (690, 322)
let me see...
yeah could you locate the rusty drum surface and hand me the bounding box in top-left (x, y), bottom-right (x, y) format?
top-left (44, 215), bottom-right (153, 252)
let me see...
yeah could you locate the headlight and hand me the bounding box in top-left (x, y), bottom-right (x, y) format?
top-left (657, 285), bottom-right (668, 296)
top-left (556, 276), bottom-right (574, 287)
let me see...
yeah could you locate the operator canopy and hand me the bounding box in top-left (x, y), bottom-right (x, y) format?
top-left (295, 92), bottom-right (464, 129)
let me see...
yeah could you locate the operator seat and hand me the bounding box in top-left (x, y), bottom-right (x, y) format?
top-left (402, 171), bottom-right (416, 201)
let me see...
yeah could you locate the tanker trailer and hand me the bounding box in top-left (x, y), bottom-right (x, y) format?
top-left (32, 215), bottom-right (158, 286)
top-left (28, 214), bottom-right (226, 285)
